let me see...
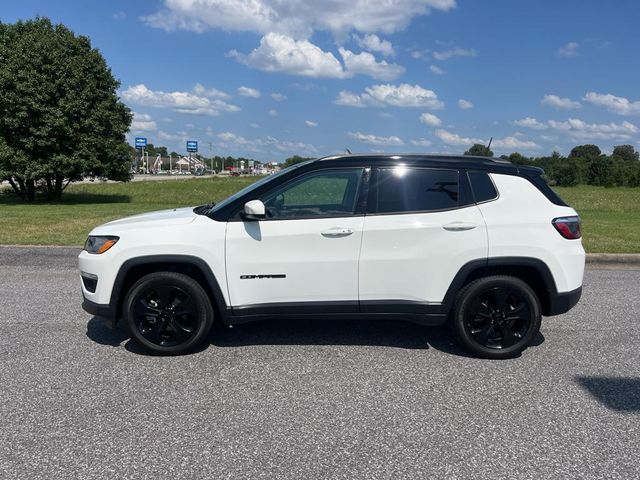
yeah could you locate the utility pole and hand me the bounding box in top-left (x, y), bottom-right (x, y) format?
top-left (208, 142), bottom-right (213, 175)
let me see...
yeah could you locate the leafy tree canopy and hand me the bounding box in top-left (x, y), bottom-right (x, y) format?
top-left (569, 144), bottom-right (601, 159)
top-left (0, 17), bottom-right (132, 200)
top-left (464, 144), bottom-right (493, 157)
top-left (282, 155), bottom-right (314, 168)
top-left (612, 144), bottom-right (639, 162)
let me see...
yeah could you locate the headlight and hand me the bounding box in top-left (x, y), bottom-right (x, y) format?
top-left (84, 236), bottom-right (119, 254)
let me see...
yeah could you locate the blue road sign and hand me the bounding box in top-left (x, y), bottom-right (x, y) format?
top-left (186, 140), bottom-right (198, 153)
top-left (135, 137), bottom-right (147, 148)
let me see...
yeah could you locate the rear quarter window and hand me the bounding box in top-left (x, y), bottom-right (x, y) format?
top-left (468, 171), bottom-right (498, 203)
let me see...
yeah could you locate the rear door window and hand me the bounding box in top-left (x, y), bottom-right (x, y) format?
top-left (374, 167), bottom-right (459, 214)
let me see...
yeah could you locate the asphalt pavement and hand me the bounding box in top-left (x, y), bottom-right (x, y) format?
top-left (0, 246), bottom-right (638, 479)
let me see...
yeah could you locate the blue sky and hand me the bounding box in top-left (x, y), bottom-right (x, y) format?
top-left (3, 0), bottom-right (640, 162)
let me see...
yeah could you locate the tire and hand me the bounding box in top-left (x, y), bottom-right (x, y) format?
top-left (451, 275), bottom-right (541, 359)
top-left (123, 271), bottom-right (214, 355)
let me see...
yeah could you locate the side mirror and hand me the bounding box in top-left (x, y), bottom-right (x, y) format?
top-left (242, 199), bottom-right (266, 220)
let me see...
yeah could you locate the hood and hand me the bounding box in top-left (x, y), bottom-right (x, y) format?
top-left (92, 207), bottom-right (199, 233)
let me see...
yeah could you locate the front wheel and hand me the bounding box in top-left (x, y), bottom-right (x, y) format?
top-left (123, 272), bottom-right (214, 355)
top-left (452, 275), bottom-right (542, 359)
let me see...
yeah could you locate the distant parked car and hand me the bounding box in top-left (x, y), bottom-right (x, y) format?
top-left (79, 154), bottom-right (585, 358)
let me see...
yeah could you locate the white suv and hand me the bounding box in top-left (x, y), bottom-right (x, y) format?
top-left (79, 155), bottom-right (585, 359)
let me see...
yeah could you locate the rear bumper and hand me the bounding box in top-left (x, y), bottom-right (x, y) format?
top-left (82, 298), bottom-right (117, 321)
top-left (546, 286), bottom-right (582, 316)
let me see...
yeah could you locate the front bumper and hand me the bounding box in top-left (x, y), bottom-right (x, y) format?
top-left (82, 298), bottom-right (117, 322)
top-left (546, 286), bottom-right (582, 316)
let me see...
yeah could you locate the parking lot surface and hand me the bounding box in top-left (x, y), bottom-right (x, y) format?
top-left (0, 246), bottom-right (638, 479)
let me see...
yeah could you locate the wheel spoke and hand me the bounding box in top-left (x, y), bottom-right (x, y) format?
top-left (139, 317), bottom-right (163, 344)
top-left (492, 288), bottom-right (511, 308)
top-left (498, 323), bottom-right (520, 348)
top-left (471, 324), bottom-right (494, 345)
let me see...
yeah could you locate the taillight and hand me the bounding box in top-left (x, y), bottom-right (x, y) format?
top-left (552, 216), bottom-right (581, 239)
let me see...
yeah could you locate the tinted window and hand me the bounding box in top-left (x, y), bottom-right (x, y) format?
top-left (375, 167), bottom-right (459, 213)
top-left (468, 171), bottom-right (498, 202)
top-left (262, 169), bottom-right (363, 219)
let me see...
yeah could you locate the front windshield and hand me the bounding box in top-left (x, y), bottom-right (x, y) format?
top-left (209, 159), bottom-right (315, 212)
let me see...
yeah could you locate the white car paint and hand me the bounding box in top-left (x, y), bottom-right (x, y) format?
top-left (480, 174), bottom-right (585, 292)
top-left (226, 217), bottom-right (364, 306)
top-left (358, 205), bottom-right (488, 303)
top-left (78, 167), bottom-right (584, 313)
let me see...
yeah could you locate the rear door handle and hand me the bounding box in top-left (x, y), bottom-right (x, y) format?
top-left (321, 227), bottom-right (354, 237)
top-left (443, 222), bottom-right (477, 231)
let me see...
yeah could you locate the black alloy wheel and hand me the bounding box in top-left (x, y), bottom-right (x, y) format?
top-left (465, 287), bottom-right (532, 350)
top-left (452, 275), bottom-right (542, 359)
top-left (133, 285), bottom-right (198, 347)
top-left (124, 272), bottom-right (214, 355)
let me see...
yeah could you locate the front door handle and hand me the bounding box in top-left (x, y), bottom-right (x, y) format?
top-left (321, 227), bottom-right (354, 237)
top-left (443, 222), bottom-right (477, 231)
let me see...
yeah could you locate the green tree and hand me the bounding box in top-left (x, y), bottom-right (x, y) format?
top-left (464, 144), bottom-right (493, 157)
top-left (569, 144), bottom-right (601, 159)
top-left (0, 18), bottom-right (132, 200)
top-left (282, 155), bottom-right (314, 168)
top-left (145, 144), bottom-right (168, 157)
top-left (504, 152), bottom-right (532, 165)
top-left (554, 159), bottom-right (581, 186)
top-left (612, 144), bottom-right (639, 162)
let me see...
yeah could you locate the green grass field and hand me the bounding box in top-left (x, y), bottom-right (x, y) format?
top-left (0, 179), bottom-right (638, 252)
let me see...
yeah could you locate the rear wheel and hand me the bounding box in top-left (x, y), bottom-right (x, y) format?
top-left (452, 275), bottom-right (541, 359)
top-left (124, 272), bottom-right (214, 355)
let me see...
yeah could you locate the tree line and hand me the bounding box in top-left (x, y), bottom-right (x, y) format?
top-left (465, 143), bottom-right (640, 187)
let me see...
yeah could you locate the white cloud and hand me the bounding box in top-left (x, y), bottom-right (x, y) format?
top-left (583, 92), bottom-right (640, 116)
top-left (432, 47), bottom-right (476, 60)
top-left (334, 90), bottom-right (369, 108)
top-left (143, 0), bottom-right (457, 38)
top-left (335, 83), bottom-right (444, 109)
top-left (230, 33), bottom-right (405, 80)
top-left (353, 33), bottom-right (395, 56)
top-left (542, 94), bottom-right (581, 110)
top-left (458, 99), bottom-right (473, 109)
top-left (305, 120), bottom-right (318, 127)
top-left (122, 84), bottom-right (239, 116)
top-left (557, 42), bottom-right (579, 58)
top-left (130, 112), bottom-right (157, 132)
top-left (411, 138), bottom-right (433, 147)
top-left (237, 86), bottom-right (261, 98)
top-left (419, 112), bottom-right (442, 126)
top-left (492, 136), bottom-right (540, 150)
top-left (112, 11), bottom-right (126, 20)
top-left (548, 118), bottom-right (638, 140)
top-left (158, 130), bottom-right (189, 142)
top-left (338, 48), bottom-right (405, 81)
top-left (513, 117), bottom-right (547, 130)
top-left (435, 129), bottom-right (539, 150)
top-left (271, 93), bottom-right (287, 101)
top-left (429, 65), bottom-right (445, 75)
top-left (348, 131), bottom-right (404, 146)
top-left (268, 109), bottom-right (278, 116)
top-left (435, 129), bottom-right (483, 146)
top-left (229, 33), bottom-right (345, 78)
top-left (216, 132), bottom-right (318, 154)
top-left (193, 83), bottom-right (231, 99)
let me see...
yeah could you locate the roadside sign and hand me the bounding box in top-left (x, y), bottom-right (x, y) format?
top-left (187, 140), bottom-right (198, 153)
top-left (135, 137), bottom-right (147, 148)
